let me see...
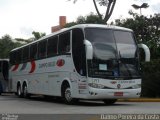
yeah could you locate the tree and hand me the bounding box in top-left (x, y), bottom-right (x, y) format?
top-left (85, 13), bottom-right (105, 23)
top-left (15, 38), bottom-right (33, 44)
top-left (0, 35), bottom-right (22, 58)
top-left (32, 31), bottom-right (46, 41)
top-left (64, 13), bottom-right (104, 27)
top-left (69, 0), bottom-right (116, 23)
top-left (132, 3), bottom-right (149, 15)
top-left (0, 31), bottom-right (46, 58)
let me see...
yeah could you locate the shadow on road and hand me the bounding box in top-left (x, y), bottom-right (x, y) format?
top-left (1, 93), bottom-right (135, 107)
top-left (26, 95), bottom-right (135, 107)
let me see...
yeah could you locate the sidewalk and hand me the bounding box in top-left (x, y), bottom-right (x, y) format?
top-left (118, 98), bottom-right (160, 102)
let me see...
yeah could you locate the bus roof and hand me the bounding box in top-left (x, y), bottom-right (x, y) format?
top-left (11, 24), bottom-right (133, 52)
top-left (70, 24), bottom-right (132, 31)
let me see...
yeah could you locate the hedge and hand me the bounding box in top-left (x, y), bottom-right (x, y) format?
top-left (141, 59), bottom-right (160, 97)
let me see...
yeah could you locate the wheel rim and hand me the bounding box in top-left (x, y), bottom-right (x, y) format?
top-left (23, 86), bottom-right (27, 97)
top-left (18, 86), bottom-right (21, 96)
top-left (65, 88), bottom-right (72, 102)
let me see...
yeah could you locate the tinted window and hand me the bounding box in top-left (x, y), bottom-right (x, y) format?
top-left (30, 43), bottom-right (38, 60)
top-left (72, 28), bottom-right (86, 76)
top-left (10, 52), bottom-right (15, 65)
top-left (58, 32), bottom-right (70, 54)
top-left (85, 28), bottom-right (114, 43)
top-left (38, 40), bottom-right (47, 59)
top-left (22, 46), bottom-right (29, 62)
top-left (47, 36), bottom-right (58, 57)
top-left (2, 61), bottom-right (9, 80)
top-left (16, 49), bottom-right (22, 64)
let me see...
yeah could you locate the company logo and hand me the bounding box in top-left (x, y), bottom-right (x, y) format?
top-left (110, 81), bottom-right (117, 84)
top-left (56, 59), bottom-right (65, 67)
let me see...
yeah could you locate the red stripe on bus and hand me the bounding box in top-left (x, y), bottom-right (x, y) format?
top-left (12, 64), bottom-right (19, 71)
top-left (29, 61), bottom-right (36, 73)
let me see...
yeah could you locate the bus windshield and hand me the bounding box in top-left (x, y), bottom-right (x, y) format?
top-left (85, 28), bottom-right (140, 80)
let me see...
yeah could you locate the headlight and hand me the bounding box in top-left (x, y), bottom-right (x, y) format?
top-left (88, 83), bottom-right (105, 89)
top-left (131, 84), bottom-right (141, 89)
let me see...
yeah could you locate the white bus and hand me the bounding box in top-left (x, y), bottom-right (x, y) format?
top-left (0, 59), bottom-right (9, 95)
top-left (9, 24), bottom-right (150, 104)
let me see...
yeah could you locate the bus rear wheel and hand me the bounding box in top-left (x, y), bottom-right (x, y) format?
top-left (103, 99), bottom-right (117, 105)
top-left (23, 84), bottom-right (30, 98)
top-left (62, 85), bottom-right (78, 104)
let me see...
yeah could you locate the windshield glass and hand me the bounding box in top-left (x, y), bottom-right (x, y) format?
top-left (85, 28), bottom-right (140, 79)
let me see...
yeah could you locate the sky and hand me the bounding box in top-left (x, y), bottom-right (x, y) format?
top-left (0, 0), bottom-right (160, 39)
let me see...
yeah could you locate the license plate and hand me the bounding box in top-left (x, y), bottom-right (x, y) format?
top-left (114, 92), bottom-right (123, 96)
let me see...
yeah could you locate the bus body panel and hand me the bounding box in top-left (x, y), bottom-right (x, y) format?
top-left (10, 55), bottom-right (74, 95)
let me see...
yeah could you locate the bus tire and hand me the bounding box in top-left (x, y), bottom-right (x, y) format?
top-left (62, 84), bottom-right (78, 104)
top-left (103, 99), bottom-right (117, 105)
top-left (17, 85), bottom-right (23, 98)
top-left (23, 84), bottom-right (30, 98)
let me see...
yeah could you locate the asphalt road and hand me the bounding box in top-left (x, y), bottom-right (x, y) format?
top-left (0, 94), bottom-right (160, 120)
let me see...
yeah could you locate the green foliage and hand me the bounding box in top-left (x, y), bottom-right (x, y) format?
top-left (0, 31), bottom-right (46, 58)
top-left (0, 35), bottom-right (22, 58)
top-left (113, 11), bottom-right (160, 59)
top-left (64, 13), bottom-right (105, 28)
top-left (64, 22), bottom-right (77, 28)
top-left (141, 60), bottom-right (160, 97)
top-left (15, 38), bottom-right (33, 44)
top-left (85, 14), bottom-right (105, 24)
top-left (32, 31), bottom-right (46, 41)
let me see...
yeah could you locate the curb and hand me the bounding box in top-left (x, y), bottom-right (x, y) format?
top-left (118, 98), bottom-right (160, 102)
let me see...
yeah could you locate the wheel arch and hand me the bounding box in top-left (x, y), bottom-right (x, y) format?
top-left (61, 79), bottom-right (72, 97)
top-left (17, 81), bottom-right (22, 90)
top-left (22, 80), bottom-right (28, 89)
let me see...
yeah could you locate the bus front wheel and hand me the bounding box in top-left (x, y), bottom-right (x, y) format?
top-left (62, 85), bottom-right (78, 104)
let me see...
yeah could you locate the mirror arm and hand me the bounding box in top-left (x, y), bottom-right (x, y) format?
top-left (138, 44), bottom-right (150, 62)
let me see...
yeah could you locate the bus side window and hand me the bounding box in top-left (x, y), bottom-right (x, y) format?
top-left (10, 52), bottom-right (15, 65)
top-left (16, 49), bottom-right (22, 64)
top-left (38, 40), bottom-right (47, 59)
top-left (47, 36), bottom-right (58, 57)
top-left (30, 43), bottom-right (38, 60)
top-left (58, 32), bottom-right (70, 54)
top-left (22, 46), bottom-right (29, 63)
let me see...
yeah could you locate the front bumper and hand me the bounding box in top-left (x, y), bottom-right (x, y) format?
top-left (83, 87), bottom-right (141, 99)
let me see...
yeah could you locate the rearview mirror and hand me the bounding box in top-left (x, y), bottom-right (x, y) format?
top-left (84, 40), bottom-right (93, 60)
